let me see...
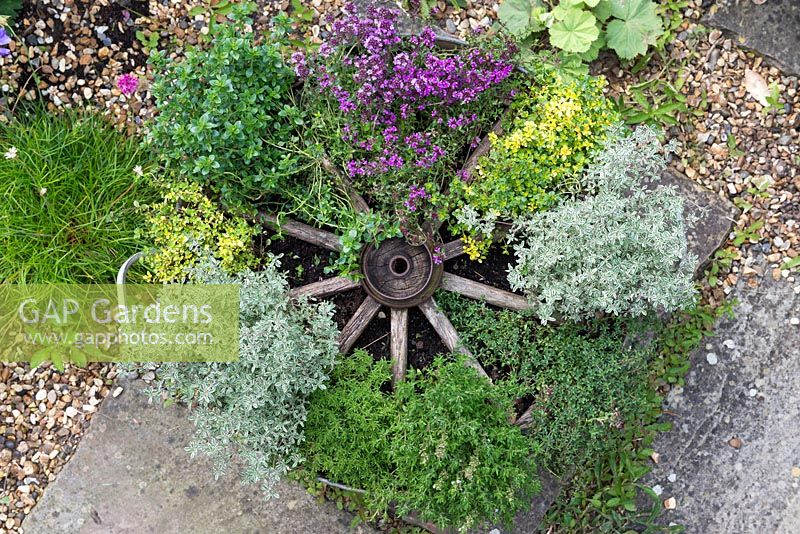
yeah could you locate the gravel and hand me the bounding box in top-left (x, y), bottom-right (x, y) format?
top-left (0, 363), bottom-right (114, 533)
top-left (602, 0), bottom-right (798, 304)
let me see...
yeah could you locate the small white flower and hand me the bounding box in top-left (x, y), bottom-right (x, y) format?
top-left (133, 165), bottom-right (143, 177)
top-left (5, 146), bottom-right (17, 159)
top-left (39, 187), bottom-right (47, 196)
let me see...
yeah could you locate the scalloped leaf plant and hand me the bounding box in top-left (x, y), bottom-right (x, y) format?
top-left (497, 0), bottom-right (664, 63)
top-left (605, 0), bottom-right (663, 59)
top-left (548, 6), bottom-right (599, 54)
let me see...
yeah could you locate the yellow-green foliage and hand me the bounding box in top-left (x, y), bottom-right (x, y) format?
top-left (450, 74), bottom-right (616, 260)
top-left (142, 181), bottom-right (256, 282)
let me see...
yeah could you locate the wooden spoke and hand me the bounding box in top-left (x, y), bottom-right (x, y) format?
top-left (338, 296), bottom-right (382, 354)
top-left (289, 277), bottom-right (360, 300)
top-left (441, 239), bottom-right (465, 261)
top-left (514, 402), bottom-right (535, 428)
top-left (259, 213), bottom-right (342, 252)
top-left (390, 308), bottom-right (408, 385)
top-left (417, 298), bottom-right (488, 379)
top-left (320, 157), bottom-right (371, 214)
top-left (440, 272), bottom-right (529, 312)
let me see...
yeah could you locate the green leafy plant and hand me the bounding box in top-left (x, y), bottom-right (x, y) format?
top-left (542, 300), bottom-right (733, 531)
top-left (147, 10), bottom-right (303, 210)
top-left (437, 293), bottom-right (651, 474)
top-left (727, 133), bottom-right (745, 159)
top-left (135, 29), bottom-right (159, 53)
top-left (732, 219), bottom-right (764, 247)
top-left (613, 65), bottom-right (700, 127)
top-left (187, 0), bottom-right (255, 18)
top-left (498, 0), bottom-right (664, 62)
top-left (302, 352), bottom-right (540, 532)
top-left (302, 350), bottom-right (396, 508)
top-left (324, 211), bottom-right (402, 279)
top-left (139, 180), bottom-right (257, 283)
top-left (390, 358), bottom-right (539, 531)
top-left (764, 80), bottom-right (782, 112)
top-left (507, 125), bottom-right (696, 322)
top-left (0, 0), bottom-right (22, 22)
top-left (0, 108), bottom-right (156, 283)
top-left (705, 247), bottom-right (737, 287)
top-left (149, 258), bottom-right (340, 498)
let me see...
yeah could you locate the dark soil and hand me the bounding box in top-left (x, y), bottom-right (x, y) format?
top-left (94, 0), bottom-right (150, 62)
top-left (441, 224), bottom-right (521, 294)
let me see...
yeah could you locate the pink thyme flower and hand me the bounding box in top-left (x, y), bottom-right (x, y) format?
top-left (117, 73), bottom-right (139, 96)
top-left (432, 245), bottom-right (443, 265)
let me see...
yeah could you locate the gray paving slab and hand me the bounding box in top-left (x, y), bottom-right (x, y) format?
top-left (22, 376), bottom-right (375, 534)
top-left (705, 0), bottom-right (800, 77)
top-left (645, 267), bottom-right (800, 533)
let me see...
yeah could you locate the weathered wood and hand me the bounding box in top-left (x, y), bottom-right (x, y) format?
top-left (390, 308), bottom-right (408, 385)
top-left (362, 238), bottom-right (442, 308)
top-left (320, 157), bottom-right (371, 214)
top-left (441, 239), bottom-right (465, 261)
top-left (289, 277), bottom-right (360, 300)
top-left (417, 298), bottom-right (488, 379)
top-left (338, 295), bottom-right (382, 354)
top-left (440, 272), bottom-right (529, 312)
top-left (259, 213), bottom-right (341, 252)
top-left (514, 402), bottom-right (535, 428)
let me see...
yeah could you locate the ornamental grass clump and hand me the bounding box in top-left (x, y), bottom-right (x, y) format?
top-left (450, 72), bottom-right (616, 260)
top-left (147, 11), bottom-right (302, 210)
top-left (0, 109), bottom-right (156, 283)
top-left (151, 259), bottom-right (339, 498)
top-left (295, 5), bottom-right (515, 232)
top-left (507, 125), bottom-right (696, 323)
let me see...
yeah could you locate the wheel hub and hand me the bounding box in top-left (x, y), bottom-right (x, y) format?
top-left (361, 238), bottom-right (443, 308)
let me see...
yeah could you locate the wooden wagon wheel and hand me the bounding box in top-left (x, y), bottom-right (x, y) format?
top-left (263, 132), bottom-right (528, 388)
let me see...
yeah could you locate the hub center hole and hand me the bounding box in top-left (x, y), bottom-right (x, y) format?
top-left (390, 256), bottom-right (409, 276)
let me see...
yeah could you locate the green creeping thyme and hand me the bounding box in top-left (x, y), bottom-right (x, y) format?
top-left (139, 180), bottom-right (256, 283)
top-left (507, 125), bottom-right (696, 323)
top-left (540, 300), bottom-right (734, 532)
top-left (302, 350), bottom-right (396, 510)
top-left (436, 292), bottom-right (651, 476)
top-left (449, 72), bottom-right (616, 260)
top-left (390, 358), bottom-right (539, 532)
top-left (150, 259), bottom-right (339, 498)
top-left (302, 352), bottom-right (539, 532)
top-left (147, 13), bottom-right (303, 210)
top-left (511, 324), bottom-right (650, 474)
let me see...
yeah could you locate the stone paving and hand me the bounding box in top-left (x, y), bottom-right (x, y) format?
top-left (22, 376), bottom-right (374, 534)
top-left (705, 0), bottom-right (800, 77)
top-left (646, 265), bottom-right (800, 533)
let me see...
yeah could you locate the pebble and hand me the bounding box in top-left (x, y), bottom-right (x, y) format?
top-left (668, 472), bottom-right (677, 483)
top-left (790, 317), bottom-right (799, 326)
top-left (706, 352), bottom-right (718, 365)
